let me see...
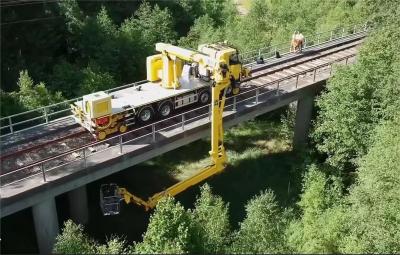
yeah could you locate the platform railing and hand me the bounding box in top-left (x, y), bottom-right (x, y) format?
top-left (0, 52), bottom-right (357, 187)
top-left (0, 23), bottom-right (372, 138)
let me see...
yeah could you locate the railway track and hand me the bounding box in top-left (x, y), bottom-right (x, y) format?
top-left (0, 35), bottom-right (364, 186)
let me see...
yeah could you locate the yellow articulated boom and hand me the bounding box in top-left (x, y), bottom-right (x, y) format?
top-left (100, 46), bottom-right (248, 214)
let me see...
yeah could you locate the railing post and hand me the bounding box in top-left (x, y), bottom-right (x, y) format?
top-left (330, 30), bottom-right (333, 40)
top-left (295, 75), bottom-right (299, 88)
top-left (119, 135), bottom-right (123, 154)
top-left (83, 148), bottom-right (87, 168)
top-left (353, 25), bottom-right (356, 34)
top-left (313, 68), bottom-right (317, 82)
top-left (342, 27), bottom-right (345, 37)
top-left (345, 57), bottom-right (349, 65)
top-left (255, 89), bottom-right (259, 104)
top-left (8, 116), bottom-right (14, 134)
top-left (304, 37), bottom-right (307, 48)
top-left (329, 64), bottom-right (333, 75)
top-left (44, 107), bottom-right (49, 124)
top-left (181, 114), bottom-right (185, 130)
top-left (233, 96), bottom-right (237, 112)
top-left (41, 163), bottom-right (47, 182)
top-left (152, 124), bottom-right (156, 142)
top-left (317, 34), bottom-right (320, 44)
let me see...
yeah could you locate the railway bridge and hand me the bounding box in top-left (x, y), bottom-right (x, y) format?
top-left (0, 25), bottom-right (369, 254)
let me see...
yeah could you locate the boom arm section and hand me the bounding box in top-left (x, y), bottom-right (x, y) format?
top-left (100, 46), bottom-right (247, 215)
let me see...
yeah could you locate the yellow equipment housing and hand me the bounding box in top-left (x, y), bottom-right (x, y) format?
top-left (82, 92), bottom-right (112, 119)
top-left (146, 42), bottom-right (244, 91)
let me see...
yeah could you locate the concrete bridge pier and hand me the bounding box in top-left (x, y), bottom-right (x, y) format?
top-left (68, 185), bottom-right (89, 225)
top-left (32, 197), bottom-right (59, 254)
top-left (293, 92), bottom-right (315, 150)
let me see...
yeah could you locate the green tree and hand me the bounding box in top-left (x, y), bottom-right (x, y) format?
top-left (313, 24), bottom-right (400, 169)
top-left (96, 236), bottom-right (127, 254)
top-left (133, 2), bottom-right (177, 47)
top-left (191, 184), bottom-right (231, 254)
top-left (178, 15), bottom-right (222, 49)
top-left (16, 70), bottom-right (63, 110)
top-left (340, 116), bottom-right (400, 253)
top-left (53, 220), bottom-right (96, 254)
top-left (232, 189), bottom-right (287, 253)
top-left (80, 65), bottom-right (115, 94)
top-left (134, 196), bottom-right (192, 254)
top-left (50, 60), bottom-right (83, 98)
top-left (0, 90), bottom-right (23, 117)
top-left (286, 165), bottom-right (346, 253)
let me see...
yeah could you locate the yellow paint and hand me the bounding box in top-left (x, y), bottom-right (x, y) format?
top-left (97, 131), bottom-right (107, 140)
top-left (119, 125), bottom-right (127, 133)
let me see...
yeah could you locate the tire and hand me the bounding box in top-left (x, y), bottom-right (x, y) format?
top-left (119, 124), bottom-right (128, 133)
top-left (158, 101), bottom-right (173, 118)
top-left (199, 90), bottom-right (211, 104)
top-left (97, 131), bottom-right (107, 140)
top-left (137, 106), bottom-right (154, 123)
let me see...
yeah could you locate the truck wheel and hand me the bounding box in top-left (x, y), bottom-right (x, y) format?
top-left (97, 131), bottom-right (107, 140)
top-left (158, 101), bottom-right (173, 118)
top-left (119, 124), bottom-right (128, 133)
top-left (138, 106), bottom-right (154, 123)
top-left (199, 90), bottom-right (211, 104)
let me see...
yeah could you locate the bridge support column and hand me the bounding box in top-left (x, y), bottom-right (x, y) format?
top-left (68, 185), bottom-right (89, 225)
top-left (293, 93), bottom-right (315, 150)
top-left (32, 197), bottom-right (59, 254)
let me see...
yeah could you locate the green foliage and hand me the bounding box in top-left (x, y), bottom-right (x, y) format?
top-left (132, 2), bottom-right (177, 47)
top-left (58, 0), bottom-right (84, 34)
top-left (80, 65), bottom-right (115, 94)
top-left (134, 196), bottom-right (192, 254)
top-left (313, 24), bottom-right (400, 169)
top-left (96, 236), bottom-right (127, 254)
top-left (286, 165), bottom-right (346, 253)
top-left (232, 189), bottom-right (287, 253)
top-left (178, 15), bottom-right (222, 49)
top-left (50, 61), bottom-right (83, 98)
top-left (15, 70), bottom-right (63, 110)
top-left (54, 220), bottom-right (127, 254)
top-left (340, 116), bottom-right (400, 253)
top-left (53, 220), bottom-right (96, 254)
top-left (180, 0), bottom-right (368, 54)
top-left (0, 90), bottom-right (24, 117)
top-left (190, 184), bottom-right (231, 254)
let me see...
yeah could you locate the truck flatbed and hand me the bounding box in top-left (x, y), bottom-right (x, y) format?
top-left (74, 78), bottom-right (209, 115)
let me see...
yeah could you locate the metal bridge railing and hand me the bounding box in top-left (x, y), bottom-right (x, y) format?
top-left (1, 52), bottom-right (357, 187)
top-left (0, 23), bottom-right (372, 138)
top-left (240, 22), bottom-right (370, 65)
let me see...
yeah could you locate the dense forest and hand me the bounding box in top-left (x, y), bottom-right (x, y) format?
top-left (2, 0), bottom-right (364, 116)
top-left (2, 0), bottom-right (400, 253)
